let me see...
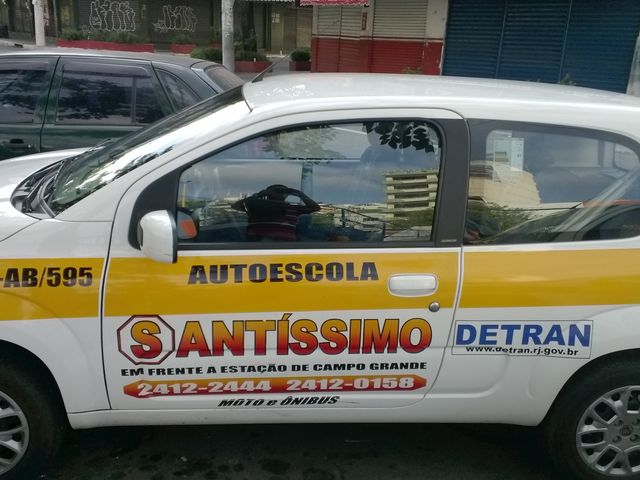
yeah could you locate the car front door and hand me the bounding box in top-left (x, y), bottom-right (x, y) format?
top-left (102, 109), bottom-right (469, 412)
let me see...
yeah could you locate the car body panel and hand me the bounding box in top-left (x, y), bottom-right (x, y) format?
top-left (0, 74), bottom-right (638, 434)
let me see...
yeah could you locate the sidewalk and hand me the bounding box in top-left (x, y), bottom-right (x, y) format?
top-left (236, 54), bottom-right (295, 82)
top-left (0, 36), bottom-right (299, 81)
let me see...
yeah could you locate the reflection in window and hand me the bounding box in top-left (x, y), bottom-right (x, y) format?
top-left (157, 70), bottom-right (200, 111)
top-left (57, 63), bottom-right (163, 125)
top-left (466, 123), bottom-right (640, 244)
top-left (0, 64), bottom-right (49, 123)
top-left (177, 121), bottom-right (442, 244)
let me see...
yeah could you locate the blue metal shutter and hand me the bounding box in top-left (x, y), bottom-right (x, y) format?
top-left (561, 0), bottom-right (640, 92)
top-left (497, 0), bottom-right (570, 83)
top-left (442, 0), bottom-right (506, 77)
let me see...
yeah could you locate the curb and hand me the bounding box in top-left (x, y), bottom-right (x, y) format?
top-left (0, 38), bottom-right (39, 49)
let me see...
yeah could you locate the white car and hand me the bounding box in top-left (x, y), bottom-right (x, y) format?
top-left (1, 74), bottom-right (640, 480)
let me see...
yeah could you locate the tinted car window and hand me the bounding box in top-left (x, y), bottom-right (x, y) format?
top-left (57, 62), bottom-right (163, 125)
top-left (203, 65), bottom-right (245, 91)
top-left (465, 121), bottom-right (640, 244)
top-left (134, 75), bottom-right (165, 124)
top-left (177, 120), bottom-right (442, 245)
top-left (0, 61), bottom-right (50, 123)
top-left (156, 70), bottom-right (200, 111)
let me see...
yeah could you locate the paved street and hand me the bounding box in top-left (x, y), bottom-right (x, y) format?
top-left (38, 423), bottom-right (562, 480)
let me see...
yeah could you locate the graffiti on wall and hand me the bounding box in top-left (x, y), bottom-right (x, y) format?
top-left (89, 0), bottom-right (136, 32)
top-left (153, 5), bottom-right (197, 33)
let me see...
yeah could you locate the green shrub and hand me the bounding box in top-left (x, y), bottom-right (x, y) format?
top-left (60, 28), bottom-right (86, 40)
top-left (191, 46), bottom-right (222, 62)
top-left (172, 32), bottom-right (194, 45)
top-left (90, 30), bottom-right (148, 44)
top-left (290, 48), bottom-right (310, 62)
top-left (235, 50), bottom-right (267, 61)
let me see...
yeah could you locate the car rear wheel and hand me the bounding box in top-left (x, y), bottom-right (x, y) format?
top-left (0, 364), bottom-right (64, 479)
top-left (546, 359), bottom-right (640, 479)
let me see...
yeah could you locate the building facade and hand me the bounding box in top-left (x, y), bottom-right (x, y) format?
top-left (310, 0), bottom-right (640, 93)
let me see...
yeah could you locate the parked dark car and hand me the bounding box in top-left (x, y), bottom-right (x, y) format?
top-left (0, 49), bottom-right (244, 160)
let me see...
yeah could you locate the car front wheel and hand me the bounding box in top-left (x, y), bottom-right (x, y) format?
top-left (0, 364), bottom-right (64, 479)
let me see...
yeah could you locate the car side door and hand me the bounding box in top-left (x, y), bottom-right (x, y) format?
top-left (41, 57), bottom-right (173, 152)
top-left (444, 120), bottom-right (640, 417)
top-left (0, 56), bottom-right (57, 160)
top-left (102, 109), bottom-right (469, 414)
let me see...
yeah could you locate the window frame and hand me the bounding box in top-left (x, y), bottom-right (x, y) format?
top-left (128, 116), bottom-right (469, 251)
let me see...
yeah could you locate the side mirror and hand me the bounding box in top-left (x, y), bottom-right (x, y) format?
top-left (138, 210), bottom-right (177, 264)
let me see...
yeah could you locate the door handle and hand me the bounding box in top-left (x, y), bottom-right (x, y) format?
top-left (388, 274), bottom-right (438, 297)
top-left (5, 139), bottom-right (33, 149)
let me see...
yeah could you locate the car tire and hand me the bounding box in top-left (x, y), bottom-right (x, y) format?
top-left (0, 362), bottom-right (65, 479)
top-left (545, 359), bottom-right (640, 479)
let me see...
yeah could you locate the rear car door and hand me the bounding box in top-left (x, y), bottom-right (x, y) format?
top-left (102, 109), bottom-right (469, 412)
top-left (41, 57), bottom-right (172, 151)
top-left (449, 120), bottom-right (640, 402)
top-left (0, 57), bottom-right (57, 160)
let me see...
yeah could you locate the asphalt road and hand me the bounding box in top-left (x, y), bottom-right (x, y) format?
top-left (37, 423), bottom-right (565, 480)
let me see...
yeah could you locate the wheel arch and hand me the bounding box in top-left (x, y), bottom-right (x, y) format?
top-left (542, 347), bottom-right (640, 425)
top-left (0, 339), bottom-right (67, 420)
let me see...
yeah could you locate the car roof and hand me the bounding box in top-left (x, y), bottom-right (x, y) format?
top-left (0, 47), bottom-right (216, 69)
top-left (243, 73), bottom-right (640, 112)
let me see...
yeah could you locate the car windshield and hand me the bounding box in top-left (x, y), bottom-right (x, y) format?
top-left (46, 87), bottom-right (244, 214)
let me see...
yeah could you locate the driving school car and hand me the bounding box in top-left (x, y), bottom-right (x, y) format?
top-left (1, 74), bottom-right (640, 480)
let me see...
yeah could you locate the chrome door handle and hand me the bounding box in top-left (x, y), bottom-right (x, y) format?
top-left (388, 274), bottom-right (438, 297)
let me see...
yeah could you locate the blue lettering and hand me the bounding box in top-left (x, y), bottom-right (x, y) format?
top-left (455, 325), bottom-right (477, 345)
top-left (479, 324), bottom-right (499, 345)
top-left (543, 325), bottom-right (565, 345)
top-left (568, 324), bottom-right (591, 347)
top-left (500, 324), bottom-right (521, 344)
top-left (522, 325), bottom-right (543, 345)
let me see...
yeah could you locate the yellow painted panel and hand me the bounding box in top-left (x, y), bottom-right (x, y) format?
top-left (461, 249), bottom-right (640, 308)
top-left (0, 258), bottom-right (104, 321)
top-left (105, 252), bottom-right (459, 316)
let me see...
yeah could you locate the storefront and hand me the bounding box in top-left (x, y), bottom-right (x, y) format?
top-left (310, 0), bottom-right (640, 92)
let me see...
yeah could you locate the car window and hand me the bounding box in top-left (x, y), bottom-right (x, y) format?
top-left (465, 121), bottom-right (640, 244)
top-left (156, 69), bottom-right (200, 111)
top-left (56, 62), bottom-right (163, 125)
top-left (0, 61), bottom-right (51, 123)
top-left (176, 120), bottom-right (442, 245)
top-left (203, 65), bottom-right (245, 91)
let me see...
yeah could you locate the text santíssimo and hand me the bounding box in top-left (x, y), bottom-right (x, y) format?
top-left (128, 314), bottom-right (432, 360)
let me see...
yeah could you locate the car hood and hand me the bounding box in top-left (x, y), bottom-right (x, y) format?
top-left (0, 149), bottom-right (85, 242)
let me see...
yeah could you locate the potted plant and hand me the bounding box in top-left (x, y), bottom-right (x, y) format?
top-left (289, 48), bottom-right (311, 71)
top-left (170, 33), bottom-right (196, 54)
top-left (57, 30), bottom-right (155, 53)
top-left (234, 50), bottom-right (272, 73)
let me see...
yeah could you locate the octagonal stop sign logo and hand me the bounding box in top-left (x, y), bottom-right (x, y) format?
top-left (117, 315), bottom-right (176, 365)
